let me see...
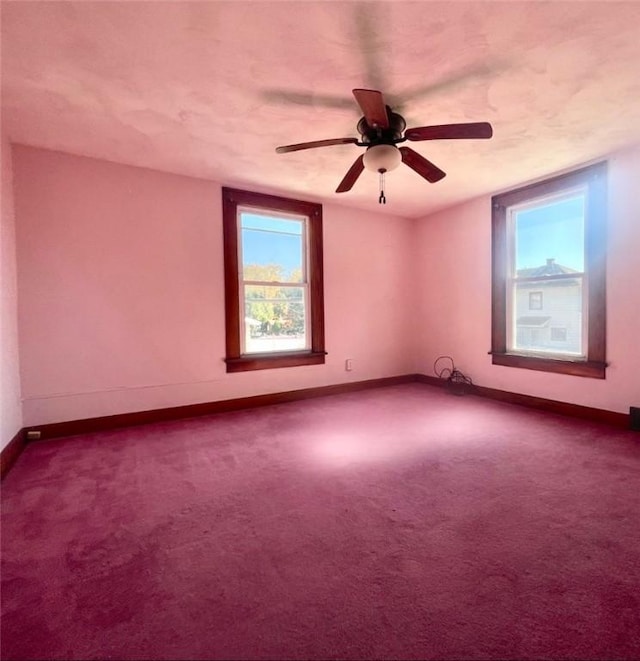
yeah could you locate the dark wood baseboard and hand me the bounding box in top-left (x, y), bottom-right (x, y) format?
top-left (415, 374), bottom-right (448, 388)
top-left (415, 373), bottom-right (629, 428)
top-left (16, 372), bottom-right (631, 453)
top-left (473, 383), bottom-right (629, 428)
top-left (24, 375), bottom-right (418, 441)
top-left (1, 429), bottom-right (26, 480)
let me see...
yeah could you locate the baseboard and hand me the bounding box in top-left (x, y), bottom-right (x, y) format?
top-left (415, 374), bottom-right (448, 388)
top-left (415, 373), bottom-right (630, 428)
top-left (1, 429), bottom-right (26, 480)
top-left (16, 371), bottom-right (632, 455)
top-left (23, 374), bottom-right (419, 441)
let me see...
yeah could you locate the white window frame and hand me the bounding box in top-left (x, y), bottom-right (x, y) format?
top-left (505, 187), bottom-right (587, 360)
top-left (237, 206), bottom-right (310, 355)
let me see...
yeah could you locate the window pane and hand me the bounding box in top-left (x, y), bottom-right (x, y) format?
top-left (551, 327), bottom-right (567, 342)
top-left (512, 279), bottom-right (583, 355)
top-left (514, 194), bottom-right (585, 273)
top-left (244, 285), bottom-right (306, 353)
top-left (529, 291), bottom-right (543, 310)
top-left (241, 212), bottom-right (303, 283)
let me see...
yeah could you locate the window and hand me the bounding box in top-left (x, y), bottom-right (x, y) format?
top-left (222, 187), bottom-right (325, 372)
top-left (529, 291), bottom-right (543, 310)
top-left (550, 327), bottom-right (568, 342)
top-left (491, 162), bottom-right (607, 378)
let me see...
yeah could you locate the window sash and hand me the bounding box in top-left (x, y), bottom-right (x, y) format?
top-left (506, 274), bottom-right (587, 358)
top-left (504, 189), bottom-right (588, 360)
top-left (237, 210), bottom-right (310, 355)
top-left (240, 283), bottom-right (310, 354)
top-left (238, 206), bottom-right (307, 280)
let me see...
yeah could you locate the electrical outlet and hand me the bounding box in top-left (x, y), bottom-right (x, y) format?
top-left (26, 430), bottom-right (41, 440)
top-left (345, 358), bottom-right (353, 371)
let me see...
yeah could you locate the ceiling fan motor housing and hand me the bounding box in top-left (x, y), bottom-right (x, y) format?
top-left (357, 107), bottom-right (406, 144)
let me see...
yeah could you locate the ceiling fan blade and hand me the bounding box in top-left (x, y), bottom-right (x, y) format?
top-left (405, 122), bottom-right (493, 141)
top-left (394, 63), bottom-right (497, 109)
top-left (352, 89), bottom-right (389, 129)
top-left (276, 138), bottom-right (359, 154)
top-left (262, 89), bottom-right (354, 110)
top-left (353, 3), bottom-right (386, 91)
top-left (399, 147), bottom-right (446, 183)
top-left (336, 155), bottom-right (365, 193)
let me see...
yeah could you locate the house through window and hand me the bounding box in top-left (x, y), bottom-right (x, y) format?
top-left (222, 187), bottom-right (326, 372)
top-left (491, 162), bottom-right (607, 378)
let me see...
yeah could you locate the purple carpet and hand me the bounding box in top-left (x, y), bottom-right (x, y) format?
top-left (2, 384), bottom-right (640, 660)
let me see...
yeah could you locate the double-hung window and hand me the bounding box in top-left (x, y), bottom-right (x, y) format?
top-left (491, 162), bottom-right (607, 378)
top-left (222, 188), bottom-right (325, 372)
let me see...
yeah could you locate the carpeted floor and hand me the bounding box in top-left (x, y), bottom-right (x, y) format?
top-left (2, 383), bottom-right (639, 660)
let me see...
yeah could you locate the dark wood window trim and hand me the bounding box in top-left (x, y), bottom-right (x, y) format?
top-left (222, 187), bottom-right (326, 373)
top-left (491, 161), bottom-right (607, 379)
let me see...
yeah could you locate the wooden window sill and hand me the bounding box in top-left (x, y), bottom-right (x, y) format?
top-left (490, 352), bottom-right (606, 379)
top-left (225, 351), bottom-right (327, 373)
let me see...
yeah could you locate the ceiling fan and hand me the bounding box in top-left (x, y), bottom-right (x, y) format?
top-left (275, 88), bottom-right (493, 203)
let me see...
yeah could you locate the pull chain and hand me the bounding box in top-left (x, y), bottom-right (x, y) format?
top-left (378, 169), bottom-right (387, 204)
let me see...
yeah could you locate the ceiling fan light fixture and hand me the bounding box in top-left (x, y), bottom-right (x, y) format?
top-left (363, 144), bottom-right (401, 173)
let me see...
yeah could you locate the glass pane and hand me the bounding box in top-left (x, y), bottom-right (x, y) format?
top-left (240, 212), bottom-right (303, 283)
top-left (512, 279), bottom-right (583, 355)
top-left (243, 285), bottom-right (306, 354)
top-left (514, 194), bottom-right (585, 273)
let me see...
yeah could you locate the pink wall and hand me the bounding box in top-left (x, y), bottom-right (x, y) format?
top-left (13, 146), bottom-right (415, 426)
top-left (413, 145), bottom-right (640, 414)
top-left (1, 137), bottom-right (23, 447)
top-left (12, 143), bottom-right (638, 428)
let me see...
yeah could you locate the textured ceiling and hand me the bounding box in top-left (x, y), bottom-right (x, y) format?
top-left (2, 1), bottom-right (640, 218)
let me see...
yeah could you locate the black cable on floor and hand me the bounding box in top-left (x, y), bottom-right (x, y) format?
top-left (433, 355), bottom-right (474, 396)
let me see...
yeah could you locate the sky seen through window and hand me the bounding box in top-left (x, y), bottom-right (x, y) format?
top-left (241, 212), bottom-right (303, 277)
top-left (514, 194), bottom-right (585, 272)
